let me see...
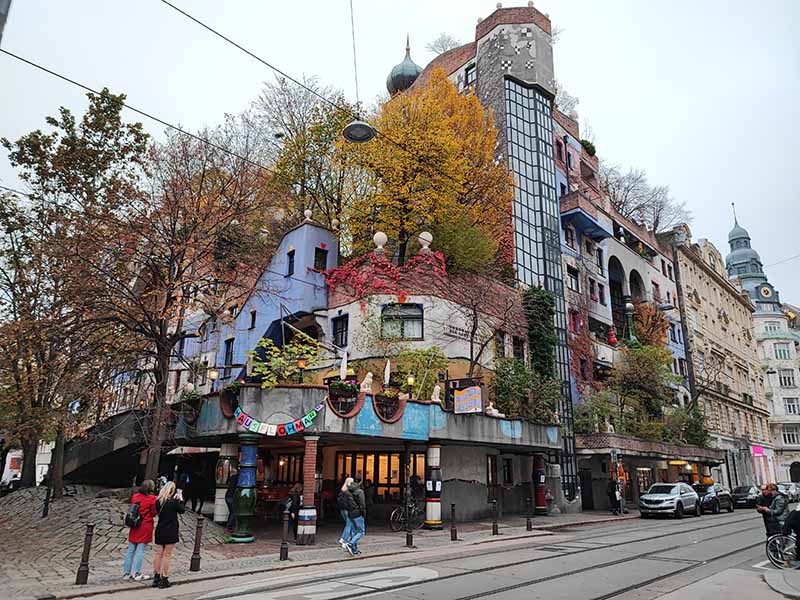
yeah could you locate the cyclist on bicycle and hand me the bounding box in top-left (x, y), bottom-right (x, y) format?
top-left (757, 482), bottom-right (789, 538)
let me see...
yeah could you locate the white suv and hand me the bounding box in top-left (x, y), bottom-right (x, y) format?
top-left (639, 482), bottom-right (701, 518)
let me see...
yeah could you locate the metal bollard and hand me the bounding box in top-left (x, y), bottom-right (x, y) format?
top-left (526, 497), bottom-right (533, 531)
top-left (75, 523), bottom-right (95, 585)
top-left (405, 500), bottom-right (414, 548)
top-left (492, 499), bottom-right (499, 535)
top-left (190, 515), bottom-right (204, 571)
top-left (450, 503), bottom-right (457, 541)
top-left (279, 509), bottom-right (290, 561)
top-left (42, 485), bottom-right (52, 518)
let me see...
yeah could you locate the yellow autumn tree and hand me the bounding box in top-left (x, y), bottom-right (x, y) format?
top-left (346, 68), bottom-right (513, 269)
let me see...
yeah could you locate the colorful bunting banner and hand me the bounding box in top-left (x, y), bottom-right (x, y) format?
top-left (233, 402), bottom-right (326, 437)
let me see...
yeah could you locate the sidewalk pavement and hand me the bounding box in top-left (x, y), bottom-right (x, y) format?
top-left (0, 486), bottom-right (639, 600)
top-left (764, 569), bottom-right (800, 599)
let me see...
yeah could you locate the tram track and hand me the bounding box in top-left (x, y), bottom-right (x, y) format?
top-left (212, 513), bottom-right (764, 599)
top-left (447, 528), bottom-right (763, 600)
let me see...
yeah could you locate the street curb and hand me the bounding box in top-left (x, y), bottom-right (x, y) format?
top-left (50, 515), bottom-right (635, 599)
top-left (763, 571), bottom-right (800, 600)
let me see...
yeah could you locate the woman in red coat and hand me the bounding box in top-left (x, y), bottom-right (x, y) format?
top-left (123, 480), bottom-right (157, 581)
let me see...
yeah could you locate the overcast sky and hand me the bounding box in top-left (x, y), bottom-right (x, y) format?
top-left (1, 0), bottom-right (798, 300)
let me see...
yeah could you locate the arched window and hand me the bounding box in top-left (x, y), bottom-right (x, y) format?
top-left (381, 304), bottom-right (424, 340)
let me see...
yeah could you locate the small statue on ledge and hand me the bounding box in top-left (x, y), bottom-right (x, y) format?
top-left (360, 372), bottom-right (373, 393)
top-left (485, 401), bottom-right (505, 418)
top-left (431, 384), bottom-right (441, 404)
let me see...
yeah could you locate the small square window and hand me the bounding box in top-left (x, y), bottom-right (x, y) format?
top-left (314, 247), bottom-right (328, 271)
top-left (332, 314), bottom-right (349, 347)
top-left (465, 64), bottom-right (476, 86)
top-left (286, 250), bottom-right (295, 276)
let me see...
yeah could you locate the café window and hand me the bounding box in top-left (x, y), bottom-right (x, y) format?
top-left (335, 451), bottom-right (425, 503)
top-left (275, 454), bottom-right (303, 483)
top-left (381, 304), bottom-right (423, 340)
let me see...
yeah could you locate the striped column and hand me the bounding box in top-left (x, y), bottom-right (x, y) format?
top-left (297, 435), bottom-right (319, 545)
top-left (231, 433), bottom-right (259, 543)
top-left (423, 444), bottom-right (442, 530)
top-left (213, 442), bottom-right (238, 525)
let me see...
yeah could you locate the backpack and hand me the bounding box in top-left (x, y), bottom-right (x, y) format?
top-left (125, 502), bottom-right (142, 528)
top-left (337, 490), bottom-right (355, 513)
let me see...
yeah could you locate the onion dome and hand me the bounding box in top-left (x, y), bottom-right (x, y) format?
top-left (386, 36), bottom-right (422, 95)
top-left (728, 222), bottom-right (750, 243)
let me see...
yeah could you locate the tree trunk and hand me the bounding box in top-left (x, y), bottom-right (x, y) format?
top-left (19, 431), bottom-right (39, 488)
top-left (144, 353), bottom-right (170, 481)
top-left (51, 424), bottom-right (65, 499)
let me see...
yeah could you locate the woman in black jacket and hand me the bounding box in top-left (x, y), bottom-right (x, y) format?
top-left (152, 481), bottom-right (185, 589)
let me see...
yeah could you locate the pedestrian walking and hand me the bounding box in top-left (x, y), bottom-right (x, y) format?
top-left (345, 478), bottom-right (367, 556)
top-left (122, 479), bottom-right (157, 581)
top-left (287, 483), bottom-right (302, 539)
top-left (225, 468), bottom-right (239, 534)
top-left (337, 477), bottom-right (355, 550)
top-left (758, 482), bottom-right (789, 538)
top-left (606, 478), bottom-right (619, 515)
top-left (152, 481), bottom-right (185, 589)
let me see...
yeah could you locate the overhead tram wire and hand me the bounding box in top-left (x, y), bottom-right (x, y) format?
top-left (0, 48), bottom-right (373, 222)
top-left (156, 0), bottom-right (470, 198)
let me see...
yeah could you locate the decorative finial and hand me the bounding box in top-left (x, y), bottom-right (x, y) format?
top-left (303, 209), bottom-right (313, 221)
top-left (477, 17), bottom-right (483, 24)
top-left (496, 2), bottom-right (503, 8)
top-left (528, 1), bottom-right (534, 6)
top-left (731, 202), bottom-right (738, 225)
top-left (418, 231), bottom-right (433, 252)
top-left (373, 231), bottom-right (388, 253)
top-left (406, 34), bottom-right (410, 54)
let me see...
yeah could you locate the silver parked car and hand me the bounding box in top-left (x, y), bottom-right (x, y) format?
top-left (639, 482), bottom-right (701, 518)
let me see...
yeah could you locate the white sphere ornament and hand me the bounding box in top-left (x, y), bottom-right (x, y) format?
top-left (184, 382), bottom-right (195, 393)
top-left (373, 231), bottom-right (388, 252)
top-left (418, 231), bottom-right (433, 252)
top-left (331, 218), bottom-right (340, 230)
top-left (304, 209), bottom-right (313, 221)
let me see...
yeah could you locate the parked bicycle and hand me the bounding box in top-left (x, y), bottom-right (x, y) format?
top-left (766, 532), bottom-right (797, 569)
top-left (389, 499), bottom-right (425, 532)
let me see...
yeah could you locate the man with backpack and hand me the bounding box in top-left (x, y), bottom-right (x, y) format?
top-left (123, 479), bottom-right (157, 581)
top-left (338, 477), bottom-right (355, 551)
top-left (343, 478), bottom-right (367, 556)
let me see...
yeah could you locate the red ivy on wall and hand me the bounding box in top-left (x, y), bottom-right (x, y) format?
top-left (325, 251), bottom-right (447, 301)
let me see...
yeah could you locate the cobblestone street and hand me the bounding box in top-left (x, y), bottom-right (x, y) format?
top-left (0, 486), bottom-right (638, 599)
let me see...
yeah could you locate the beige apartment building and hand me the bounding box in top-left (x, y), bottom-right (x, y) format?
top-left (670, 225), bottom-right (773, 488)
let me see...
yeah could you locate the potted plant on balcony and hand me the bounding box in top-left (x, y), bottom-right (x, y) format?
top-left (220, 379), bottom-right (243, 418)
top-left (374, 388), bottom-right (404, 421)
top-left (328, 379), bottom-right (360, 416)
top-left (329, 379), bottom-right (359, 400)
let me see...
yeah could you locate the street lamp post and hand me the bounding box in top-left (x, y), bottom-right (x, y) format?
top-left (297, 355), bottom-right (308, 384)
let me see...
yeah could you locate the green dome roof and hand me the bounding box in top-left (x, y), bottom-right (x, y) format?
top-left (728, 222), bottom-right (750, 242)
top-left (387, 38), bottom-right (422, 95)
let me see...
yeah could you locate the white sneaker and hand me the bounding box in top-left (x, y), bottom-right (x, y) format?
top-left (346, 543), bottom-right (356, 556)
top-left (338, 538), bottom-right (345, 545)
top-left (134, 573), bottom-right (150, 581)
top-left (123, 574), bottom-right (131, 580)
